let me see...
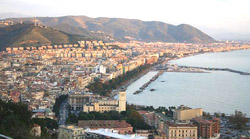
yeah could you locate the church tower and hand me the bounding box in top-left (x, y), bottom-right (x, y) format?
top-left (118, 89), bottom-right (126, 112)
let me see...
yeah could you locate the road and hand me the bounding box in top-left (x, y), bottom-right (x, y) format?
top-left (58, 99), bottom-right (69, 125)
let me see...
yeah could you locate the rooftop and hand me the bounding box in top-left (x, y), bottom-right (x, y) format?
top-left (78, 120), bottom-right (132, 129)
top-left (59, 125), bottom-right (84, 131)
top-left (85, 128), bottom-right (146, 139)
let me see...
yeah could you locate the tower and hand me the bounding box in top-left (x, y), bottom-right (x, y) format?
top-left (118, 89), bottom-right (126, 112)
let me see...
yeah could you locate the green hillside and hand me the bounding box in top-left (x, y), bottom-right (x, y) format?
top-left (0, 23), bottom-right (93, 50)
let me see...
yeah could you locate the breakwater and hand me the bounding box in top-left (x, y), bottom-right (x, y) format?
top-left (179, 66), bottom-right (250, 75)
top-left (133, 71), bottom-right (164, 95)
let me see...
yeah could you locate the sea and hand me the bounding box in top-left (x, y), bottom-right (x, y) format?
top-left (126, 49), bottom-right (250, 116)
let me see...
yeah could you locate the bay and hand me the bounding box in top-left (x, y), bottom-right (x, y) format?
top-left (126, 49), bottom-right (250, 116)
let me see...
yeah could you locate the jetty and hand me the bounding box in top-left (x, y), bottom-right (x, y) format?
top-left (133, 71), bottom-right (164, 95)
top-left (179, 66), bottom-right (250, 75)
top-left (154, 63), bottom-right (250, 75)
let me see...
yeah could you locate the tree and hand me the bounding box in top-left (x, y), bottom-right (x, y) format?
top-left (203, 112), bottom-right (211, 118)
top-left (0, 100), bottom-right (34, 139)
top-left (65, 105), bottom-right (152, 131)
top-left (87, 64), bottom-right (152, 96)
top-left (214, 112), bottom-right (220, 118)
top-left (0, 100), bottom-right (56, 139)
top-left (229, 110), bottom-right (248, 129)
top-left (221, 113), bottom-right (226, 117)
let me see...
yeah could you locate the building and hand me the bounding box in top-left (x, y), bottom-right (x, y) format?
top-left (83, 90), bottom-right (126, 113)
top-left (118, 89), bottom-right (126, 112)
top-left (78, 120), bottom-right (133, 134)
top-left (173, 105), bottom-right (203, 121)
top-left (164, 122), bottom-right (198, 139)
top-left (68, 92), bottom-right (100, 111)
top-left (135, 130), bottom-right (154, 138)
top-left (95, 65), bottom-right (106, 74)
top-left (69, 89), bottom-right (126, 113)
top-left (193, 117), bottom-right (220, 139)
top-left (76, 76), bottom-right (93, 90)
top-left (154, 133), bottom-right (167, 139)
top-left (85, 128), bottom-right (146, 139)
top-left (58, 125), bottom-right (85, 139)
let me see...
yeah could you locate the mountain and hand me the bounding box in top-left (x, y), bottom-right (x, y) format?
top-left (0, 23), bottom-right (93, 50)
top-left (5, 16), bottom-right (215, 43)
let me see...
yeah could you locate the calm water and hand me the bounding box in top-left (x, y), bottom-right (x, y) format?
top-left (126, 49), bottom-right (250, 116)
top-left (171, 49), bottom-right (250, 73)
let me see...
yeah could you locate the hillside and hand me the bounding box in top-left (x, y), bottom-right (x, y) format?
top-left (0, 23), bottom-right (93, 50)
top-left (6, 16), bottom-right (216, 43)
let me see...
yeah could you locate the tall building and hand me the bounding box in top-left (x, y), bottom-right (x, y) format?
top-left (118, 89), bottom-right (126, 112)
top-left (173, 105), bottom-right (203, 121)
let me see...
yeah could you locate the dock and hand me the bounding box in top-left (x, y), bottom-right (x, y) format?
top-left (133, 71), bottom-right (164, 95)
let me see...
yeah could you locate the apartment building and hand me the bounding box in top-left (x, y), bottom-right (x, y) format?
top-left (192, 117), bottom-right (220, 139)
top-left (165, 122), bottom-right (198, 139)
top-left (173, 105), bottom-right (203, 121)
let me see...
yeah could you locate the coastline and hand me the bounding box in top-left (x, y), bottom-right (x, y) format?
top-left (122, 48), bottom-right (250, 94)
top-left (124, 48), bottom-right (250, 116)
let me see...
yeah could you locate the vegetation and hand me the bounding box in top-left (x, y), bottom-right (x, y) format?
top-left (87, 64), bottom-right (151, 96)
top-left (7, 16), bottom-right (215, 43)
top-left (66, 105), bottom-right (152, 131)
top-left (0, 100), bottom-right (34, 138)
top-left (32, 118), bottom-right (58, 131)
top-left (32, 118), bottom-right (58, 138)
top-left (0, 100), bottom-right (56, 139)
top-left (53, 95), bottom-right (68, 117)
top-left (229, 110), bottom-right (249, 129)
top-left (0, 23), bottom-right (92, 50)
top-left (125, 105), bottom-right (152, 130)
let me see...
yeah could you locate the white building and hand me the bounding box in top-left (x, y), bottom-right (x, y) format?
top-left (95, 65), bottom-right (106, 74)
top-left (83, 90), bottom-right (126, 113)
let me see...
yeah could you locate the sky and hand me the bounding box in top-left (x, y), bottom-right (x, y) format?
top-left (1, 0), bottom-right (250, 39)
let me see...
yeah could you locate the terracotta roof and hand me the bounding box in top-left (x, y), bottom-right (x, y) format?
top-left (193, 117), bottom-right (213, 125)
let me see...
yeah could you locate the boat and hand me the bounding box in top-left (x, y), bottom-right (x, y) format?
top-left (133, 90), bottom-right (142, 94)
top-left (150, 88), bottom-right (156, 91)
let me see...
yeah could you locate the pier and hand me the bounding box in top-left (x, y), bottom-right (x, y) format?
top-left (133, 71), bottom-right (164, 95)
top-left (179, 66), bottom-right (250, 75)
top-left (154, 63), bottom-right (250, 75)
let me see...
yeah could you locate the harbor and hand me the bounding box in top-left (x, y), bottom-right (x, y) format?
top-left (155, 63), bottom-right (250, 75)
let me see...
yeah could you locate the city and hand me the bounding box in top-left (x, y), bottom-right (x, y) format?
top-left (1, 38), bottom-right (250, 138)
top-left (1, 0), bottom-right (250, 139)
